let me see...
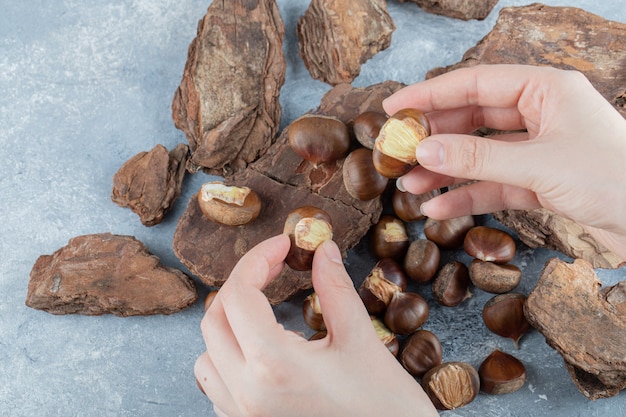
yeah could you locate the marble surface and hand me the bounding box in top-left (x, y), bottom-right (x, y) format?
top-left (1, 1), bottom-right (625, 416)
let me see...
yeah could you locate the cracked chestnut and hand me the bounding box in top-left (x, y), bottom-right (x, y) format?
top-left (302, 292), bottom-right (325, 331)
top-left (371, 316), bottom-right (400, 357)
top-left (283, 206), bottom-right (333, 271)
top-left (197, 181), bottom-right (262, 226)
top-left (370, 215), bottom-right (409, 261)
top-left (358, 258), bottom-right (407, 315)
top-left (422, 362), bottom-right (480, 410)
top-left (432, 261), bottom-right (472, 307)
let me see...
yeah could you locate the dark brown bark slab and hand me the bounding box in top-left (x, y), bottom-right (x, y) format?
top-left (26, 234), bottom-right (198, 316)
top-left (525, 258), bottom-right (626, 399)
top-left (111, 144), bottom-right (189, 226)
top-left (171, 0), bottom-right (286, 176)
top-left (399, 0), bottom-right (498, 21)
top-left (173, 81), bottom-right (404, 304)
top-left (296, 0), bottom-right (395, 85)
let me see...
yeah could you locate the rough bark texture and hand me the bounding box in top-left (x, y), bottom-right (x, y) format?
top-left (427, 4), bottom-right (626, 268)
top-left (26, 234), bottom-right (198, 316)
top-left (111, 144), bottom-right (189, 226)
top-left (296, 0), bottom-right (395, 86)
top-left (171, 0), bottom-right (286, 176)
top-left (525, 258), bottom-right (626, 399)
top-left (173, 81), bottom-right (404, 304)
top-left (399, 0), bottom-right (498, 21)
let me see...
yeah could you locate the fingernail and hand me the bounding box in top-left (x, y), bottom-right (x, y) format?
top-left (322, 240), bottom-right (343, 265)
top-left (396, 177), bottom-right (406, 192)
top-left (419, 203), bottom-right (427, 217)
top-left (415, 139), bottom-right (444, 167)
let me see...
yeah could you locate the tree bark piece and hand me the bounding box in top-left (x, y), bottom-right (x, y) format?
top-left (111, 144), bottom-right (188, 226)
top-left (26, 234), bottom-right (198, 316)
top-left (399, 0), bottom-right (498, 21)
top-left (525, 258), bottom-right (626, 399)
top-left (172, 0), bottom-right (286, 176)
top-left (173, 81), bottom-right (403, 304)
top-left (297, 0), bottom-right (395, 86)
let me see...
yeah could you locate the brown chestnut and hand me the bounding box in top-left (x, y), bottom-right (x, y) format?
top-left (372, 108), bottom-right (431, 178)
top-left (399, 330), bottom-right (443, 378)
top-left (482, 293), bottom-right (531, 348)
top-left (404, 239), bottom-right (440, 283)
top-left (464, 226), bottom-right (516, 264)
top-left (342, 148), bottom-right (389, 200)
top-left (478, 349), bottom-right (526, 395)
top-left (358, 258), bottom-right (407, 315)
top-left (283, 206), bottom-right (333, 271)
top-left (197, 181), bottom-right (262, 226)
top-left (392, 188), bottom-right (440, 222)
top-left (371, 316), bottom-right (400, 357)
top-left (422, 362), bottom-right (480, 410)
top-left (469, 259), bottom-right (521, 294)
top-left (287, 115), bottom-right (350, 166)
top-left (308, 330), bottom-right (327, 341)
top-left (302, 292), bottom-right (325, 331)
top-left (384, 291), bottom-right (429, 335)
top-left (432, 261), bottom-right (472, 307)
top-left (424, 215), bottom-right (475, 249)
top-left (370, 215), bottom-right (409, 261)
top-left (353, 111), bottom-right (388, 149)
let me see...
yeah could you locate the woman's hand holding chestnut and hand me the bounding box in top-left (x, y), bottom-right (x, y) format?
top-left (384, 64), bottom-right (626, 262)
top-left (195, 234), bottom-right (438, 417)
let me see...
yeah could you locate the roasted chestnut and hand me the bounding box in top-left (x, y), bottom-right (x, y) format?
top-left (392, 188), bottom-right (440, 222)
top-left (384, 291), bottom-right (429, 335)
top-left (371, 316), bottom-right (400, 357)
top-left (399, 330), bottom-right (443, 378)
top-left (302, 292), bottom-right (325, 331)
top-left (404, 239), bottom-right (440, 283)
top-left (464, 226), bottom-right (516, 264)
top-left (197, 181), bottom-right (262, 226)
top-left (432, 261), bottom-right (472, 307)
top-left (424, 215), bottom-right (475, 249)
top-left (287, 115), bottom-right (350, 166)
top-left (370, 215), bottom-right (410, 261)
top-left (353, 111), bottom-right (388, 149)
top-left (422, 362), bottom-right (480, 410)
top-left (482, 293), bottom-right (531, 348)
top-left (469, 259), bottom-right (521, 294)
top-left (283, 206), bottom-right (333, 271)
top-left (478, 349), bottom-right (526, 395)
top-left (358, 258), bottom-right (407, 315)
top-left (342, 148), bottom-right (389, 200)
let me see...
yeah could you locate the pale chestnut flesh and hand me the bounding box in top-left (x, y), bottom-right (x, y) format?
top-left (283, 206), bottom-right (333, 271)
top-left (197, 181), bottom-right (262, 226)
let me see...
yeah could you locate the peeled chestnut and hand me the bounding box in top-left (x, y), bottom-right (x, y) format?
top-left (384, 291), bottom-right (429, 335)
top-left (353, 111), bottom-right (388, 149)
top-left (478, 349), bottom-right (526, 395)
top-left (371, 316), bottom-right (400, 357)
top-left (464, 226), bottom-right (516, 264)
top-left (399, 330), bottom-right (443, 378)
top-left (432, 261), bottom-right (472, 307)
top-left (283, 206), bottom-right (333, 271)
top-left (302, 292), bottom-right (325, 331)
top-left (370, 215), bottom-right (410, 261)
top-left (197, 181), bottom-right (262, 226)
top-left (482, 293), bottom-right (531, 348)
top-left (469, 259), bottom-right (521, 294)
top-left (422, 362), bottom-right (480, 410)
top-left (424, 215), bottom-right (475, 249)
top-left (287, 115), bottom-right (350, 166)
top-left (404, 239), bottom-right (440, 283)
top-left (358, 258), bottom-right (407, 315)
top-left (342, 148), bottom-right (389, 200)
top-left (392, 188), bottom-right (440, 222)
top-left (372, 108), bottom-right (431, 178)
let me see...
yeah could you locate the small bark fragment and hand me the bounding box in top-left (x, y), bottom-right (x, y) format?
top-left (172, 0), bottom-right (286, 176)
top-left (297, 0), bottom-right (395, 85)
top-left (26, 234), bottom-right (197, 316)
top-left (398, 0), bottom-right (498, 21)
top-left (111, 144), bottom-right (189, 226)
top-left (525, 258), bottom-right (626, 399)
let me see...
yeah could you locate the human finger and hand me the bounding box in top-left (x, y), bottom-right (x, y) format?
top-left (423, 105), bottom-right (527, 135)
top-left (194, 353), bottom-right (239, 417)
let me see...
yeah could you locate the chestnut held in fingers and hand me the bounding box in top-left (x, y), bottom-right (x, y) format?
top-left (370, 215), bottom-right (409, 261)
top-left (422, 362), bottom-right (480, 410)
top-left (353, 111), bottom-right (388, 150)
top-left (424, 215), bottom-right (475, 250)
top-left (287, 115), bottom-right (350, 166)
top-left (404, 239), bottom-right (440, 283)
top-left (283, 206), bottom-right (333, 271)
top-left (342, 148), bottom-right (389, 200)
top-left (197, 181), bottom-right (262, 226)
top-left (482, 293), bottom-right (531, 348)
top-left (469, 259), bottom-right (522, 294)
top-left (372, 108), bottom-right (431, 178)
top-left (478, 349), bottom-right (526, 395)
top-left (371, 316), bottom-right (400, 357)
top-left (432, 261), bottom-right (472, 307)
top-left (358, 258), bottom-right (407, 315)
top-left (392, 188), bottom-right (440, 222)
top-left (464, 226), bottom-right (516, 264)
top-left (302, 292), bottom-right (325, 331)
top-left (399, 329), bottom-right (443, 378)
top-left (384, 291), bottom-right (429, 336)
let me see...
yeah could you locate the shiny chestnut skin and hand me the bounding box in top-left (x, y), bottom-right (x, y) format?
top-left (342, 148), bottom-right (389, 200)
top-left (287, 115), bottom-right (350, 166)
top-left (399, 330), bottom-right (443, 378)
top-left (422, 362), bottom-right (480, 411)
top-left (464, 226), bottom-right (516, 264)
top-left (283, 206), bottom-right (333, 271)
top-left (197, 181), bottom-right (262, 226)
top-left (384, 291), bottom-right (429, 335)
top-left (353, 111), bottom-right (388, 149)
top-left (478, 349), bottom-right (526, 395)
top-left (392, 188), bottom-right (440, 222)
top-left (404, 239), bottom-right (440, 283)
top-left (358, 258), bottom-right (407, 315)
top-left (302, 292), bottom-right (325, 331)
top-left (371, 316), bottom-right (400, 357)
top-left (482, 293), bottom-right (531, 348)
top-left (424, 215), bottom-right (475, 250)
top-left (469, 260), bottom-right (521, 294)
top-left (370, 215), bottom-right (410, 261)
top-left (432, 261), bottom-right (472, 307)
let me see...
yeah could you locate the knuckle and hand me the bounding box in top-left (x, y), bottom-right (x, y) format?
top-left (459, 138), bottom-right (488, 177)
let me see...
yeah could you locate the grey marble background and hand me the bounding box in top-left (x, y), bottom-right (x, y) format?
top-left (1, 1), bottom-right (625, 416)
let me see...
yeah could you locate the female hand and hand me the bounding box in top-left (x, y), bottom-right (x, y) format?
top-left (195, 234), bottom-right (437, 417)
top-left (383, 64), bottom-right (626, 261)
